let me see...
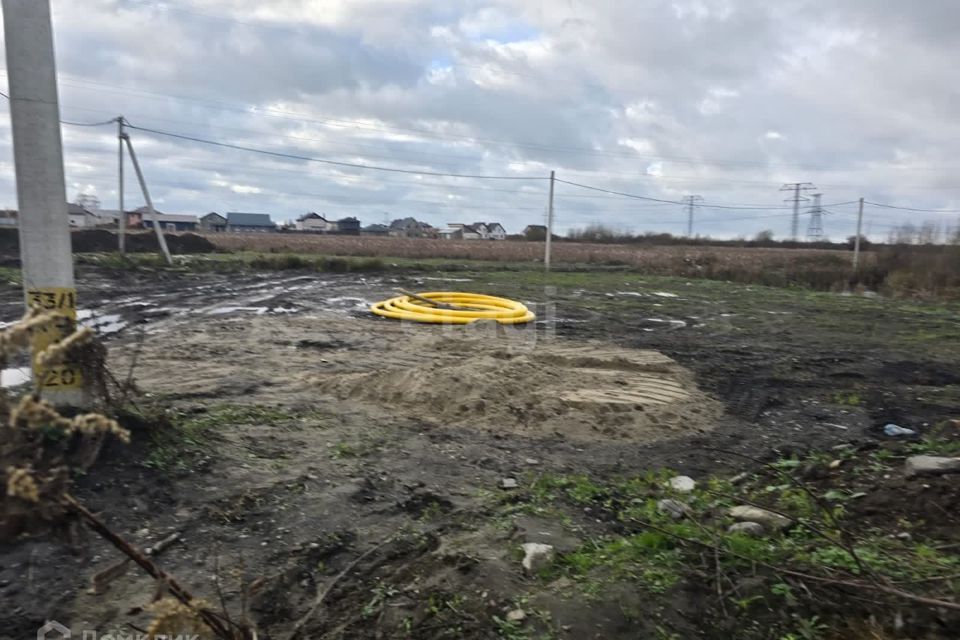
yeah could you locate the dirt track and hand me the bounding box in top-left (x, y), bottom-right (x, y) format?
top-left (1, 264), bottom-right (958, 639)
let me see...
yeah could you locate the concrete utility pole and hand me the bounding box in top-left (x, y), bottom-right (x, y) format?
top-left (121, 130), bottom-right (173, 264)
top-left (3, 0), bottom-right (84, 402)
top-left (682, 195), bottom-right (703, 237)
top-left (544, 170), bottom-right (555, 271)
top-left (118, 117), bottom-right (126, 253)
top-left (853, 197), bottom-right (864, 270)
top-left (780, 182), bottom-right (816, 241)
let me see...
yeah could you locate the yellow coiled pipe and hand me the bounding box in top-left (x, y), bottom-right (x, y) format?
top-left (371, 291), bottom-right (535, 325)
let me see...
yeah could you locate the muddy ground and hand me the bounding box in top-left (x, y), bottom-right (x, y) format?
top-left (1, 262), bottom-right (958, 639)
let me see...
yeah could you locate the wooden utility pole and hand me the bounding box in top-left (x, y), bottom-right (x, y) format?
top-left (3, 0), bottom-right (84, 403)
top-left (544, 170), bottom-right (555, 271)
top-left (853, 197), bottom-right (865, 270)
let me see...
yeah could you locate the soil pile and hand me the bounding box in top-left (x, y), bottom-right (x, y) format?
top-left (0, 228), bottom-right (215, 256)
top-left (314, 341), bottom-right (722, 441)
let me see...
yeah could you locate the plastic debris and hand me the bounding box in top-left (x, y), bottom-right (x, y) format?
top-left (883, 424), bottom-right (916, 437)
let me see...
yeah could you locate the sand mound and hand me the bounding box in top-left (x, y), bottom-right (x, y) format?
top-left (314, 341), bottom-right (722, 442)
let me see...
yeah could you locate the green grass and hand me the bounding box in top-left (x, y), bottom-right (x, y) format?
top-left (0, 266), bottom-right (22, 286)
top-left (143, 403), bottom-right (302, 470)
top-left (484, 441), bottom-right (960, 635)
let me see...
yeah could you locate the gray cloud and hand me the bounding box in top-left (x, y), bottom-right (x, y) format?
top-left (0, 0), bottom-right (957, 240)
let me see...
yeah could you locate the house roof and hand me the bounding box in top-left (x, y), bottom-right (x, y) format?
top-left (67, 203), bottom-right (96, 216)
top-left (226, 212), bottom-right (274, 227)
top-left (337, 217), bottom-right (360, 223)
top-left (147, 214), bottom-right (198, 224)
top-left (389, 216), bottom-right (427, 229)
top-left (297, 212), bottom-right (327, 221)
top-left (132, 205), bottom-right (164, 216)
top-left (201, 212), bottom-right (227, 221)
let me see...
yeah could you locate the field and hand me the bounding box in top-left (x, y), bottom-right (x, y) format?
top-left (1, 256), bottom-right (959, 639)
top-left (203, 233), bottom-right (960, 298)
top-left (207, 233), bottom-right (868, 290)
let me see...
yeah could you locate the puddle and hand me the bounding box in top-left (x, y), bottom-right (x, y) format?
top-left (326, 296), bottom-right (371, 311)
top-left (1, 367), bottom-right (31, 388)
top-left (644, 318), bottom-right (687, 328)
top-left (205, 305), bottom-right (302, 316)
top-left (420, 277), bottom-right (475, 283)
top-left (80, 312), bottom-right (129, 336)
top-left (206, 306), bottom-right (270, 316)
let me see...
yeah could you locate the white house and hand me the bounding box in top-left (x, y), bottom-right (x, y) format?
top-left (67, 203), bottom-right (99, 228)
top-left (296, 212), bottom-right (336, 232)
top-left (485, 222), bottom-right (507, 240)
top-left (442, 222), bottom-right (506, 240)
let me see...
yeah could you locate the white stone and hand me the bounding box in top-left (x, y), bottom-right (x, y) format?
top-left (667, 476), bottom-right (696, 493)
top-left (521, 542), bottom-right (555, 573)
top-left (500, 478), bottom-right (519, 489)
top-left (904, 456), bottom-right (960, 477)
top-left (506, 609), bottom-right (527, 623)
top-left (728, 505), bottom-right (792, 531)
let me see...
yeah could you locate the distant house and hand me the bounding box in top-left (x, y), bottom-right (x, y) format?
top-left (361, 223), bottom-right (390, 236)
top-left (226, 212), bottom-right (275, 233)
top-left (445, 222), bottom-right (487, 240)
top-left (140, 211), bottom-right (199, 232)
top-left (200, 212), bottom-right (227, 232)
top-left (67, 203), bottom-right (99, 228)
top-left (94, 209), bottom-right (127, 227)
top-left (296, 212), bottom-right (336, 232)
top-left (523, 224), bottom-right (547, 241)
top-left (336, 217), bottom-right (361, 235)
top-left (389, 217), bottom-right (433, 238)
top-left (485, 222), bottom-right (507, 240)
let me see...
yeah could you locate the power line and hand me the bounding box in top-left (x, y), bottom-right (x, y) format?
top-left (864, 201), bottom-right (960, 213)
top-left (59, 117), bottom-right (118, 127)
top-left (555, 178), bottom-right (803, 210)
top-left (123, 121), bottom-right (547, 181)
top-left (16, 69), bottom-right (960, 174)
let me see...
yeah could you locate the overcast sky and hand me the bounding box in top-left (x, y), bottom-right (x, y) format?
top-left (1, 0), bottom-right (959, 239)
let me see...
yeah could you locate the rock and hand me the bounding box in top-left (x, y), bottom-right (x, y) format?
top-left (520, 542), bottom-right (555, 573)
top-left (728, 505), bottom-right (792, 531)
top-left (729, 471), bottom-right (750, 485)
top-left (667, 475), bottom-right (696, 493)
top-left (904, 455), bottom-right (960, 477)
top-left (727, 522), bottom-right (765, 537)
top-left (829, 459), bottom-right (842, 469)
top-left (524, 458), bottom-right (539, 465)
top-left (657, 499), bottom-right (691, 520)
top-left (506, 609), bottom-right (527, 623)
top-left (500, 478), bottom-right (519, 490)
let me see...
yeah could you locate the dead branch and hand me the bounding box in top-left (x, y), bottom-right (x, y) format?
top-left (625, 513), bottom-right (960, 612)
top-left (288, 536), bottom-right (395, 640)
top-left (63, 493), bottom-right (237, 638)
